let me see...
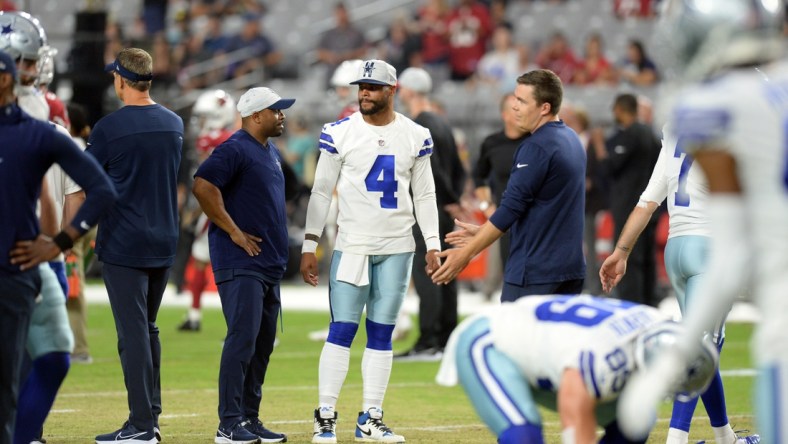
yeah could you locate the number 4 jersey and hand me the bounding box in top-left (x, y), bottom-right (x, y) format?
top-left (305, 112), bottom-right (441, 255)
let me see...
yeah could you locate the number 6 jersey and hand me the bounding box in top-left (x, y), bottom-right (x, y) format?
top-left (305, 111), bottom-right (441, 255)
top-left (443, 295), bottom-right (669, 403)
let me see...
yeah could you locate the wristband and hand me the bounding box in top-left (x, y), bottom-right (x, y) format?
top-left (53, 231), bottom-right (74, 252)
top-left (302, 239), bottom-right (318, 254)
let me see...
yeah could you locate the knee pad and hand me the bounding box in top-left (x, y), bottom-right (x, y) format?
top-left (499, 424), bottom-right (543, 444)
top-left (365, 318), bottom-right (395, 351)
top-left (327, 322), bottom-right (359, 348)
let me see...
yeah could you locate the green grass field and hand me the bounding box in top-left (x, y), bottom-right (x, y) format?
top-left (44, 303), bottom-right (758, 443)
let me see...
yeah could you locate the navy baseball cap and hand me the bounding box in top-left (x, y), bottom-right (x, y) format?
top-left (104, 58), bottom-right (153, 81)
top-left (0, 50), bottom-right (17, 81)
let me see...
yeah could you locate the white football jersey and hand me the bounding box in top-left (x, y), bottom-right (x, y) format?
top-left (672, 62), bottom-right (788, 358)
top-left (21, 87), bottom-right (80, 262)
top-left (490, 295), bottom-right (668, 402)
top-left (308, 111), bottom-right (439, 254)
top-left (639, 124), bottom-right (710, 238)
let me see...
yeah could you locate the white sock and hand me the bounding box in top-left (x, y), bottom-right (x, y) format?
top-left (318, 342), bottom-right (351, 407)
top-left (713, 424), bottom-right (736, 444)
top-left (188, 308), bottom-right (201, 322)
top-left (667, 428), bottom-right (689, 444)
top-left (361, 348), bottom-right (393, 411)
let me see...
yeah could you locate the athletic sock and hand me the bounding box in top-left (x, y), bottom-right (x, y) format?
top-left (713, 424), bottom-right (736, 444)
top-left (14, 352), bottom-right (70, 444)
top-left (361, 348), bottom-right (392, 411)
top-left (318, 342), bottom-right (350, 407)
top-left (667, 428), bottom-right (689, 444)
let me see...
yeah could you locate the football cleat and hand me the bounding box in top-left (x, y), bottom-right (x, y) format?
top-left (312, 407), bottom-right (337, 444)
top-left (354, 408), bottom-right (404, 443)
top-left (734, 430), bottom-right (760, 444)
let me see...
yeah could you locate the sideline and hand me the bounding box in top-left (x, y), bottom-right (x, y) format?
top-left (83, 284), bottom-right (761, 322)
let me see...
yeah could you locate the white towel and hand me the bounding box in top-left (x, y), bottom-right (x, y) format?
top-left (336, 252), bottom-right (370, 286)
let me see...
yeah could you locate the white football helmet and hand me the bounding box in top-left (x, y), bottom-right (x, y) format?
top-left (657, 0), bottom-right (785, 82)
top-left (0, 11), bottom-right (51, 84)
top-left (192, 89), bottom-right (237, 132)
top-left (330, 59), bottom-right (364, 87)
top-left (634, 321), bottom-right (719, 400)
top-left (38, 47), bottom-right (58, 86)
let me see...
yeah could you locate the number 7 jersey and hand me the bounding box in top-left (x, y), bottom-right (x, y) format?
top-left (306, 111), bottom-right (441, 255)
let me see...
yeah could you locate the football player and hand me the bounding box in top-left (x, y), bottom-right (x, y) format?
top-left (300, 60), bottom-right (440, 444)
top-left (437, 294), bottom-right (719, 443)
top-left (0, 11), bottom-right (79, 444)
top-left (617, 1), bottom-right (788, 442)
top-left (178, 89), bottom-right (237, 332)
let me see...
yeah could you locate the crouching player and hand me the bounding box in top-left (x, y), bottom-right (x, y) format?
top-left (437, 295), bottom-right (719, 443)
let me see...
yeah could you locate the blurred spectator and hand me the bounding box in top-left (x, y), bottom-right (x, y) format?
top-left (592, 93), bottom-right (660, 306)
top-left (446, 0), bottom-right (492, 80)
top-left (517, 43), bottom-right (539, 76)
top-left (104, 21), bottom-right (127, 65)
top-left (377, 15), bottom-right (422, 74)
top-left (562, 104), bottom-right (607, 294)
top-left (0, 1), bottom-right (16, 11)
top-left (476, 23), bottom-right (520, 93)
top-left (224, 13), bottom-right (281, 80)
top-left (488, 0), bottom-right (512, 28)
top-left (472, 93), bottom-right (528, 271)
top-left (573, 33), bottom-right (616, 85)
top-left (535, 32), bottom-right (579, 84)
top-left (199, 13), bottom-right (229, 58)
top-left (143, 0), bottom-right (167, 35)
top-left (618, 39), bottom-right (658, 86)
top-left (64, 102), bottom-right (95, 364)
top-left (316, 2), bottom-right (367, 87)
top-left (416, 0), bottom-right (451, 66)
top-left (614, 0), bottom-right (657, 18)
top-left (151, 33), bottom-right (175, 87)
top-left (282, 115), bottom-right (316, 186)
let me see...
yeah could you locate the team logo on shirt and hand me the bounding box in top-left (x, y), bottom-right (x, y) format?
top-left (275, 159), bottom-right (282, 171)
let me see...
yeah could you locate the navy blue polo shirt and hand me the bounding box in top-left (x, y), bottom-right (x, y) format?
top-left (489, 120), bottom-right (586, 286)
top-left (87, 104), bottom-right (183, 268)
top-left (194, 129), bottom-right (288, 282)
top-left (1, 105), bottom-right (116, 276)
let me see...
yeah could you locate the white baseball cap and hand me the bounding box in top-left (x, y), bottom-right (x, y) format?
top-left (236, 87), bottom-right (295, 118)
top-left (349, 59), bottom-right (397, 87)
top-left (398, 67), bottom-right (432, 94)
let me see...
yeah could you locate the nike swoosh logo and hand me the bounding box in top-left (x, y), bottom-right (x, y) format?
top-left (80, 220), bottom-right (90, 231)
top-left (516, 163), bottom-right (528, 168)
top-left (117, 431), bottom-right (146, 440)
top-left (358, 426), bottom-right (372, 436)
top-left (217, 431), bottom-right (231, 439)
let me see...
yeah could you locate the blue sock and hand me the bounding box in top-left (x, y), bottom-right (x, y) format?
top-left (701, 370), bottom-right (729, 427)
top-left (670, 395), bottom-right (700, 431)
top-left (14, 352), bottom-right (70, 444)
top-left (498, 424), bottom-right (543, 444)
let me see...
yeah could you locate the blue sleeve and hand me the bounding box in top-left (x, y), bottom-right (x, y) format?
top-left (51, 130), bottom-right (117, 234)
top-left (489, 142), bottom-right (549, 231)
top-left (672, 106), bottom-right (731, 145)
top-left (195, 143), bottom-right (240, 188)
top-left (85, 124), bottom-right (109, 168)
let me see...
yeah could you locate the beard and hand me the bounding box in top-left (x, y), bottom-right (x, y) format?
top-left (359, 97), bottom-right (387, 116)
